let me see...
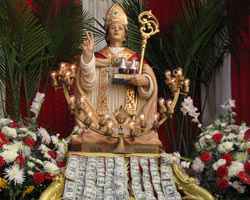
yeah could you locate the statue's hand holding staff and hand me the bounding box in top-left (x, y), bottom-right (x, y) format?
top-left (82, 32), bottom-right (94, 64)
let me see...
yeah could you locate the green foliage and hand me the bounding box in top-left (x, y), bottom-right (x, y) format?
top-left (0, 0), bottom-right (101, 122)
top-left (116, 0), bottom-right (250, 156)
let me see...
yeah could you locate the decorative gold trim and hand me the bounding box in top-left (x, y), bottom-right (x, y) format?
top-left (172, 163), bottom-right (215, 200)
top-left (39, 173), bottom-right (65, 200)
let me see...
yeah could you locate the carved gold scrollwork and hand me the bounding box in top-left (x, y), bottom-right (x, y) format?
top-left (172, 163), bottom-right (215, 200)
top-left (39, 173), bottom-right (65, 200)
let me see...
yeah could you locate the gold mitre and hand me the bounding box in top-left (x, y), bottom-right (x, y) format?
top-left (104, 4), bottom-right (128, 30)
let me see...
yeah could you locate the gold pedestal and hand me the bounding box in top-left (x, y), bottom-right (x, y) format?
top-left (70, 141), bottom-right (160, 154)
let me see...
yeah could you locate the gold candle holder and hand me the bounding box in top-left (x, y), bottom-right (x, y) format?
top-left (165, 70), bottom-right (172, 85)
top-left (77, 95), bottom-right (85, 111)
top-left (70, 64), bottom-right (76, 79)
top-left (183, 78), bottom-right (190, 94)
top-left (50, 71), bottom-right (58, 87)
top-left (69, 95), bottom-right (76, 114)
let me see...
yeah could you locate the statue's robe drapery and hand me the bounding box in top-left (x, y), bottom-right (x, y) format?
top-left (71, 47), bottom-right (161, 145)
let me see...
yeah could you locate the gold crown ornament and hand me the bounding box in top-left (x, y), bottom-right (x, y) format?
top-left (104, 4), bottom-right (128, 30)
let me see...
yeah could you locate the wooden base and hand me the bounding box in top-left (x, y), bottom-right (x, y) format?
top-left (70, 142), bottom-right (160, 154)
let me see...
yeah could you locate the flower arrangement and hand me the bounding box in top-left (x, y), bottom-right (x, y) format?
top-left (0, 93), bottom-right (71, 199)
top-left (182, 97), bottom-right (250, 200)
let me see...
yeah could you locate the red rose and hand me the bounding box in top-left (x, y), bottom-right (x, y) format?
top-left (212, 133), bottom-right (223, 143)
top-left (217, 179), bottom-right (229, 191)
top-left (239, 171), bottom-right (250, 185)
top-left (221, 154), bottom-right (233, 165)
top-left (33, 172), bottom-right (44, 184)
top-left (48, 151), bottom-right (56, 159)
top-left (200, 152), bottom-right (211, 162)
top-left (216, 166), bottom-right (228, 178)
top-left (244, 162), bottom-right (250, 173)
top-left (16, 155), bottom-right (24, 166)
top-left (57, 161), bottom-right (65, 168)
top-left (0, 156), bottom-right (4, 167)
top-left (45, 172), bottom-right (55, 180)
top-left (0, 132), bottom-right (8, 148)
top-left (244, 129), bottom-right (250, 141)
top-left (24, 138), bottom-right (35, 147)
top-left (247, 148), bottom-right (250, 154)
top-left (8, 122), bottom-right (19, 128)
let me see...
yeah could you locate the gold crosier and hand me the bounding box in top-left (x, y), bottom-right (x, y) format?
top-left (126, 10), bottom-right (160, 118)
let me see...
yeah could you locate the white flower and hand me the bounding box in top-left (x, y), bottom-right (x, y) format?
top-left (191, 157), bottom-right (204, 172)
top-left (26, 131), bottom-right (37, 141)
top-left (35, 159), bottom-right (44, 165)
top-left (18, 127), bottom-right (28, 133)
top-left (180, 161), bottom-right (190, 169)
top-left (34, 92), bottom-right (45, 103)
top-left (218, 142), bottom-right (233, 153)
top-left (228, 161), bottom-right (244, 177)
top-left (30, 101), bottom-right (40, 117)
top-left (180, 96), bottom-right (194, 115)
top-left (0, 118), bottom-right (13, 126)
top-left (215, 119), bottom-right (221, 126)
top-left (0, 150), bottom-right (18, 163)
top-left (234, 152), bottom-right (248, 161)
top-left (27, 161), bottom-right (35, 168)
top-left (231, 181), bottom-right (246, 193)
top-left (56, 142), bottom-right (66, 161)
top-left (37, 127), bottom-right (51, 144)
top-left (199, 136), bottom-right (207, 148)
top-left (221, 99), bottom-right (235, 110)
top-left (27, 170), bottom-right (34, 176)
top-left (51, 134), bottom-right (60, 145)
top-left (2, 126), bottom-right (17, 138)
top-left (39, 144), bottom-right (51, 153)
top-left (44, 161), bottom-right (60, 175)
top-left (212, 159), bottom-right (226, 170)
top-left (4, 164), bottom-right (25, 185)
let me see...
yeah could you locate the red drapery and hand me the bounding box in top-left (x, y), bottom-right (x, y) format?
top-left (231, 15), bottom-right (250, 126)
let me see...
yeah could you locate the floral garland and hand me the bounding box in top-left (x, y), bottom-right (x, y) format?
top-left (182, 97), bottom-right (250, 199)
top-left (0, 92), bottom-right (72, 199)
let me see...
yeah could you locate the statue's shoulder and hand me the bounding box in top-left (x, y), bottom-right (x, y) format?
top-left (96, 46), bottom-right (137, 59)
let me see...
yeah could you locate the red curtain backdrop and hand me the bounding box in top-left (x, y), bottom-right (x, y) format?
top-left (231, 15), bottom-right (250, 126)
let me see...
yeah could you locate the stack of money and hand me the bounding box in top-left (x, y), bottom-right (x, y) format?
top-left (63, 155), bottom-right (80, 199)
top-left (75, 156), bottom-right (87, 200)
top-left (82, 156), bottom-right (97, 199)
top-left (96, 157), bottom-right (105, 200)
top-left (130, 156), bottom-right (146, 200)
top-left (139, 157), bottom-right (156, 200)
top-left (149, 157), bottom-right (165, 200)
top-left (160, 159), bottom-right (181, 200)
top-left (113, 157), bottom-right (129, 200)
top-left (104, 157), bottom-right (115, 199)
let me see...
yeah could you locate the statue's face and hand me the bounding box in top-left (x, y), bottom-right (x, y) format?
top-left (108, 23), bottom-right (126, 44)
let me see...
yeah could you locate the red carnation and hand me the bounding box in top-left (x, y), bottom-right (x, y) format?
top-left (33, 172), bottom-right (44, 184)
top-left (16, 155), bottom-right (24, 166)
top-left (216, 166), bottom-right (228, 178)
top-left (221, 154), bottom-right (233, 165)
top-left (248, 148), bottom-right (250, 154)
top-left (244, 129), bottom-right (250, 141)
top-left (57, 161), bottom-right (65, 168)
top-left (200, 152), bottom-right (211, 162)
top-left (217, 179), bottom-right (229, 191)
top-left (24, 138), bottom-right (35, 147)
top-left (212, 133), bottom-right (223, 143)
top-left (48, 151), bottom-right (56, 159)
top-left (8, 122), bottom-right (19, 128)
top-left (0, 132), bottom-right (8, 148)
top-left (45, 172), bottom-right (55, 180)
top-left (0, 156), bottom-right (4, 167)
top-left (244, 162), bottom-right (250, 173)
top-left (239, 171), bottom-right (250, 185)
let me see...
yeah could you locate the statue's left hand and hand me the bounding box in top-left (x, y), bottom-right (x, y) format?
top-left (125, 74), bottom-right (149, 87)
